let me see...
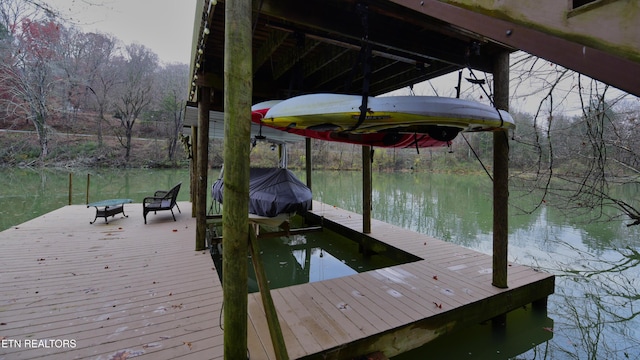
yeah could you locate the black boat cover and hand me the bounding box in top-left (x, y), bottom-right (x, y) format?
top-left (212, 168), bottom-right (312, 217)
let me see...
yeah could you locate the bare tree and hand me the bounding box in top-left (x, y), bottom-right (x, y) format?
top-left (82, 32), bottom-right (119, 145)
top-left (153, 63), bottom-right (188, 163)
top-left (0, 15), bottom-right (62, 160)
top-left (0, 0), bottom-right (42, 32)
top-left (55, 25), bottom-right (103, 125)
top-left (112, 43), bottom-right (158, 161)
top-left (509, 52), bottom-right (640, 226)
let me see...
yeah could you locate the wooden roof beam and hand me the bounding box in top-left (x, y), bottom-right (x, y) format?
top-left (271, 39), bottom-right (322, 80)
top-left (301, 45), bottom-right (352, 80)
top-left (390, 0), bottom-right (640, 96)
top-left (253, 29), bottom-right (290, 74)
top-left (304, 52), bottom-right (359, 91)
top-left (258, 0), bottom-right (495, 73)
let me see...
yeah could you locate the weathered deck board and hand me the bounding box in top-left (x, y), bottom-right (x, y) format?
top-left (1, 203), bottom-right (229, 360)
top-left (2, 201), bottom-right (554, 360)
top-left (243, 201), bottom-right (554, 359)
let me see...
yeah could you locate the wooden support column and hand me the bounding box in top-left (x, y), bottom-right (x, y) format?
top-left (86, 174), bottom-right (90, 204)
top-left (249, 226), bottom-right (289, 360)
top-left (492, 51), bottom-right (509, 289)
top-left (305, 138), bottom-right (312, 210)
top-left (190, 125), bottom-right (197, 214)
top-left (195, 87), bottom-right (210, 251)
top-left (223, 0), bottom-right (252, 358)
top-left (362, 145), bottom-right (372, 234)
top-left (68, 173), bottom-right (72, 205)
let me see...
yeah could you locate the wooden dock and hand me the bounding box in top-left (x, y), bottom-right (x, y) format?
top-left (248, 201), bottom-right (555, 359)
top-left (0, 201), bottom-right (554, 359)
top-left (0, 203), bottom-right (224, 360)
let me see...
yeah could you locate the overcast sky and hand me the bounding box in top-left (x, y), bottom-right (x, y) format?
top-left (42, 0), bottom-right (198, 64)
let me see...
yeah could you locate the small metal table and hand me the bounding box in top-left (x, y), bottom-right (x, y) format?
top-left (87, 199), bottom-right (133, 224)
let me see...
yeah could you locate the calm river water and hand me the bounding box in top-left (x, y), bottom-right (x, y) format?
top-left (1, 167), bottom-right (639, 359)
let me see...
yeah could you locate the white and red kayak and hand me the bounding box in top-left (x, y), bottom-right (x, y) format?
top-left (258, 93), bottom-right (514, 142)
top-left (252, 100), bottom-right (448, 148)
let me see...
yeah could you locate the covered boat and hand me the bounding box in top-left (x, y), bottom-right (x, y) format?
top-left (212, 167), bottom-right (312, 218)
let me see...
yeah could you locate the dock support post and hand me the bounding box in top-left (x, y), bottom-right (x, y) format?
top-left (306, 138), bottom-right (313, 210)
top-left (363, 145), bottom-right (372, 234)
top-left (249, 226), bottom-right (289, 360)
top-left (68, 173), bottom-right (72, 205)
top-left (86, 173), bottom-right (90, 204)
top-left (223, 0), bottom-right (252, 357)
top-left (196, 86), bottom-right (210, 251)
top-left (492, 51), bottom-right (510, 288)
top-left (191, 125), bottom-right (198, 214)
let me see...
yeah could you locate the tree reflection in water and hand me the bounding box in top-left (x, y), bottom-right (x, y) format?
top-left (2, 168), bottom-right (639, 359)
top-left (310, 170), bottom-right (640, 359)
top-left (547, 246), bottom-right (640, 359)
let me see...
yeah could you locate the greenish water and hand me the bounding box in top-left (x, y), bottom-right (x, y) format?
top-left (244, 225), bottom-right (417, 293)
top-left (0, 168), bottom-right (189, 231)
top-left (2, 167), bottom-right (639, 359)
top-left (311, 171), bottom-right (640, 360)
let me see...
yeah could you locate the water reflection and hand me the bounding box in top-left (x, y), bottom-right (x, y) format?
top-left (246, 225), bottom-right (414, 293)
top-left (311, 170), bottom-right (640, 359)
top-left (3, 168), bottom-right (640, 359)
top-left (393, 307), bottom-right (554, 359)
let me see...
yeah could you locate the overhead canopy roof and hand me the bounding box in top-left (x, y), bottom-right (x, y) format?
top-left (189, 0), bottom-right (640, 111)
top-left (189, 0), bottom-right (516, 111)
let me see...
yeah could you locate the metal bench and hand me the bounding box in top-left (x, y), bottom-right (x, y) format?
top-left (142, 183), bottom-right (182, 224)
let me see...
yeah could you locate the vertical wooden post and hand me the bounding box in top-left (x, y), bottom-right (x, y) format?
top-left (223, 0), bottom-right (252, 358)
top-left (249, 226), bottom-right (289, 359)
top-left (86, 174), bottom-right (90, 204)
top-left (191, 125), bottom-right (198, 214)
top-left (362, 145), bottom-right (372, 234)
top-left (305, 138), bottom-right (312, 210)
top-left (68, 173), bottom-right (72, 205)
top-left (492, 51), bottom-right (510, 289)
top-left (196, 87), bottom-right (210, 251)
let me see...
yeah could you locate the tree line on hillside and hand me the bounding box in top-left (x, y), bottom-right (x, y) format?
top-left (0, 0), bottom-right (188, 164)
